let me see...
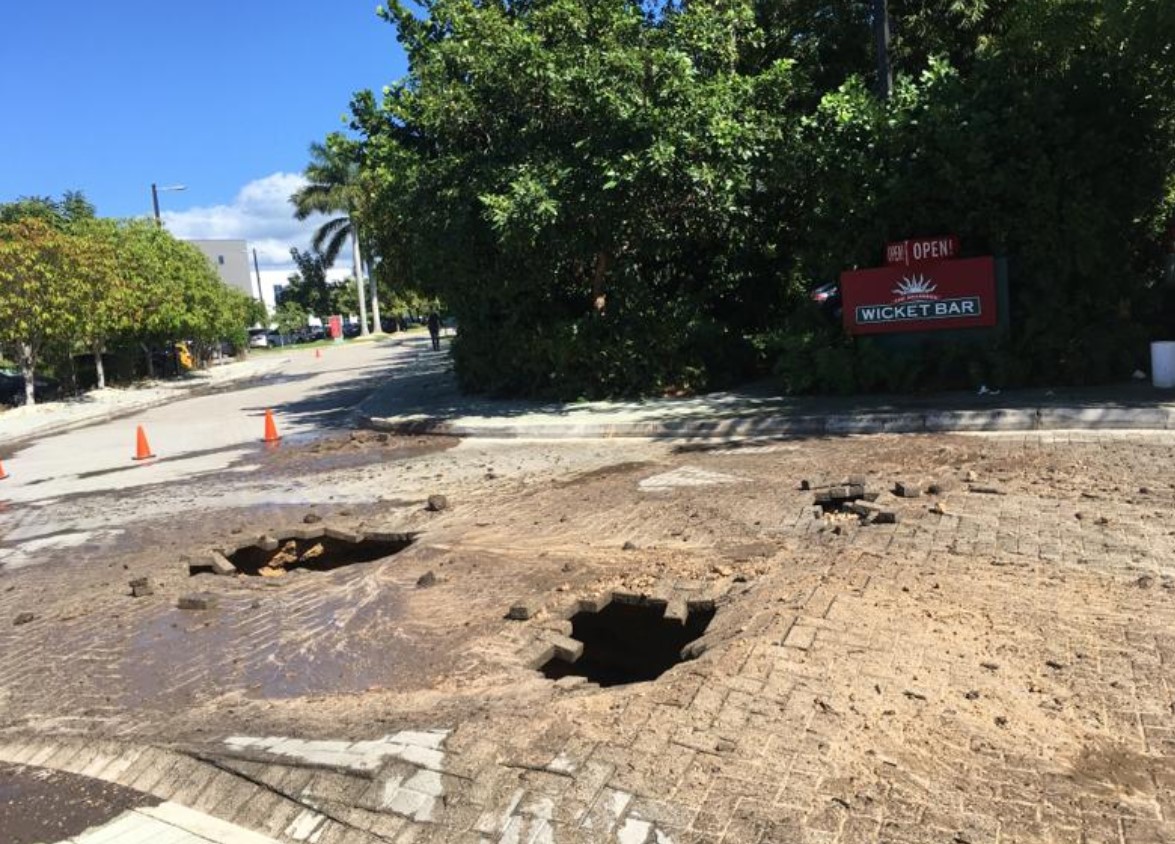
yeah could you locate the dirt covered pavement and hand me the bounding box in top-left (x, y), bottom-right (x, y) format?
top-left (0, 429), bottom-right (1174, 843)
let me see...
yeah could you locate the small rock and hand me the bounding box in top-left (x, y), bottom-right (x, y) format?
top-left (964, 690), bottom-right (980, 700)
top-left (716, 739), bottom-right (736, 753)
top-left (426, 494), bottom-right (449, 512)
top-left (894, 481), bottom-right (922, 498)
top-left (965, 470), bottom-right (978, 482)
top-left (129, 577), bottom-right (153, 598)
top-left (929, 502), bottom-right (948, 515)
top-left (712, 564), bottom-right (732, 577)
top-left (800, 480), bottom-right (812, 491)
top-left (177, 594), bottom-right (218, 611)
top-left (416, 571), bottom-right (438, 588)
top-left (733, 574), bottom-right (749, 583)
top-left (303, 513), bottom-right (322, 524)
top-left (507, 599), bottom-right (541, 621)
top-left (980, 661), bottom-right (999, 671)
top-left (209, 552), bottom-right (237, 576)
top-left (13, 612), bottom-right (34, 626)
top-left (1136, 575), bottom-right (1155, 589)
top-left (968, 485), bottom-right (1005, 495)
top-left (994, 716), bottom-right (1008, 728)
top-left (1095, 516), bottom-right (1110, 526)
top-left (622, 541), bottom-right (637, 551)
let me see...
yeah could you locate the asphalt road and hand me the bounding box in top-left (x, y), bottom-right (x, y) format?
top-left (0, 336), bottom-right (422, 506)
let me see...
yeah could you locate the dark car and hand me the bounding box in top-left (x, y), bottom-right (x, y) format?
top-left (0, 369), bottom-right (61, 406)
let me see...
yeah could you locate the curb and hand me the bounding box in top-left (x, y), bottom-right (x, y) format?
top-left (2, 359), bottom-right (290, 448)
top-left (358, 404), bottom-right (1175, 440)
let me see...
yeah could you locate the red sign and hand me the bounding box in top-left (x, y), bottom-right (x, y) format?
top-left (841, 256), bottom-right (997, 335)
top-left (886, 235), bottom-right (960, 267)
top-left (328, 315), bottom-right (343, 340)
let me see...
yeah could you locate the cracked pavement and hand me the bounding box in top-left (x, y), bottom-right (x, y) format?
top-left (1, 340), bottom-right (1175, 842)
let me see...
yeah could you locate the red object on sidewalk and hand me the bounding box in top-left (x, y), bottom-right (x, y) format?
top-left (132, 425), bottom-right (156, 461)
top-left (0, 459), bottom-right (8, 480)
top-left (262, 409), bottom-right (281, 443)
top-left (315, 348), bottom-right (322, 359)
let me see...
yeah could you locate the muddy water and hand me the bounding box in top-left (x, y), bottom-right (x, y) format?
top-left (119, 569), bottom-right (444, 705)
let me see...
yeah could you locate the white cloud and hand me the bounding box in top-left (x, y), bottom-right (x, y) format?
top-left (162, 172), bottom-right (352, 271)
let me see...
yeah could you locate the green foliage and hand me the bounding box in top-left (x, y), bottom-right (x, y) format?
top-left (345, 0), bottom-right (1175, 398)
top-left (280, 248), bottom-right (343, 318)
top-left (0, 195), bottom-right (264, 401)
top-left (274, 300), bottom-right (309, 336)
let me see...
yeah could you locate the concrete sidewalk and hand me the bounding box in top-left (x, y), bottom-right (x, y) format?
top-left (0, 354), bottom-right (290, 448)
top-left (358, 341), bottom-right (1175, 438)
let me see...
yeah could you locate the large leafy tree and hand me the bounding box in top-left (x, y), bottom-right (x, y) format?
top-left (343, 0), bottom-right (1173, 397)
top-left (290, 137), bottom-right (381, 334)
top-left (279, 247), bottom-right (343, 318)
top-left (0, 218), bottom-right (79, 404)
top-left (353, 0), bottom-right (801, 396)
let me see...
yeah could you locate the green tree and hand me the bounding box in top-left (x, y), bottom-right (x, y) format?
top-left (0, 218), bottom-right (78, 404)
top-left (279, 248), bottom-right (338, 318)
top-left (291, 137), bottom-right (380, 334)
top-left (274, 300), bottom-right (308, 338)
top-left (353, 0), bottom-right (800, 397)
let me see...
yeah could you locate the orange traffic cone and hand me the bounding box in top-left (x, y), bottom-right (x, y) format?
top-left (133, 425), bottom-right (155, 461)
top-left (0, 459), bottom-right (8, 480)
top-left (262, 409), bottom-right (281, 443)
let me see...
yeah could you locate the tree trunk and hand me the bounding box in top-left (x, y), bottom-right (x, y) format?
top-left (351, 222), bottom-right (370, 336)
top-left (370, 265), bottom-right (383, 334)
top-left (93, 341), bottom-right (106, 390)
top-left (141, 342), bottom-right (155, 379)
top-left (19, 343), bottom-right (35, 407)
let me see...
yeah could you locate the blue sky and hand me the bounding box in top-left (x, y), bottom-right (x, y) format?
top-left (0, 1), bottom-right (407, 269)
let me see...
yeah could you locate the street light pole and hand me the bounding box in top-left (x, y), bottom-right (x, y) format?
top-left (151, 183), bottom-right (187, 227)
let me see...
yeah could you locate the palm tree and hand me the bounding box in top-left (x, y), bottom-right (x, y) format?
top-left (290, 139), bottom-right (381, 335)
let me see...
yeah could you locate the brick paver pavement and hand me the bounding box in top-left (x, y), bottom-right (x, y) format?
top-left (0, 431), bottom-right (1173, 842)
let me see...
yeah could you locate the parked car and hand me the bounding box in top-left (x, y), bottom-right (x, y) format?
top-left (810, 281), bottom-right (842, 321)
top-left (247, 327), bottom-right (269, 348)
top-left (0, 369), bottom-right (61, 406)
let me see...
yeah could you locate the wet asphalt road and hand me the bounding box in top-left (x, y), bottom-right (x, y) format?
top-left (0, 762), bottom-right (158, 843)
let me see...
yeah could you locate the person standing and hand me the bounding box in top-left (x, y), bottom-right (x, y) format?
top-left (427, 311), bottom-right (441, 352)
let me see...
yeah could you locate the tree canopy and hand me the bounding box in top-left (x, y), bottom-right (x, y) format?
top-left (0, 194), bottom-right (260, 403)
top-left (341, 0), bottom-right (1174, 397)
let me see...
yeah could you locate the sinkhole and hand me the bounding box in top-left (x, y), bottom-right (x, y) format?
top-left (540, 601), bottom-right (716, 687)
top-left (193, 533), bottom-right (416, 578)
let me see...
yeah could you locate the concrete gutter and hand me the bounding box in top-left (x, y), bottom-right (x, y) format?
top-left (359, 403), bottom-right (1175, 440)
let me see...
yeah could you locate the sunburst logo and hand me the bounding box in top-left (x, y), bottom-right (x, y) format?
top-left (892, 274), bottom-right (938, 300)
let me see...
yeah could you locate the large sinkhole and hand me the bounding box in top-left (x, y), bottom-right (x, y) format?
top-left (540, 601), bottom-right (716, 687)
top-left (199, 533), bottom-right (416, 577)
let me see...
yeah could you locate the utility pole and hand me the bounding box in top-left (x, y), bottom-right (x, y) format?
top-left (873, 0), bottom-right (892, 99)
top-left (252, 248), bottom-right (265, 308)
